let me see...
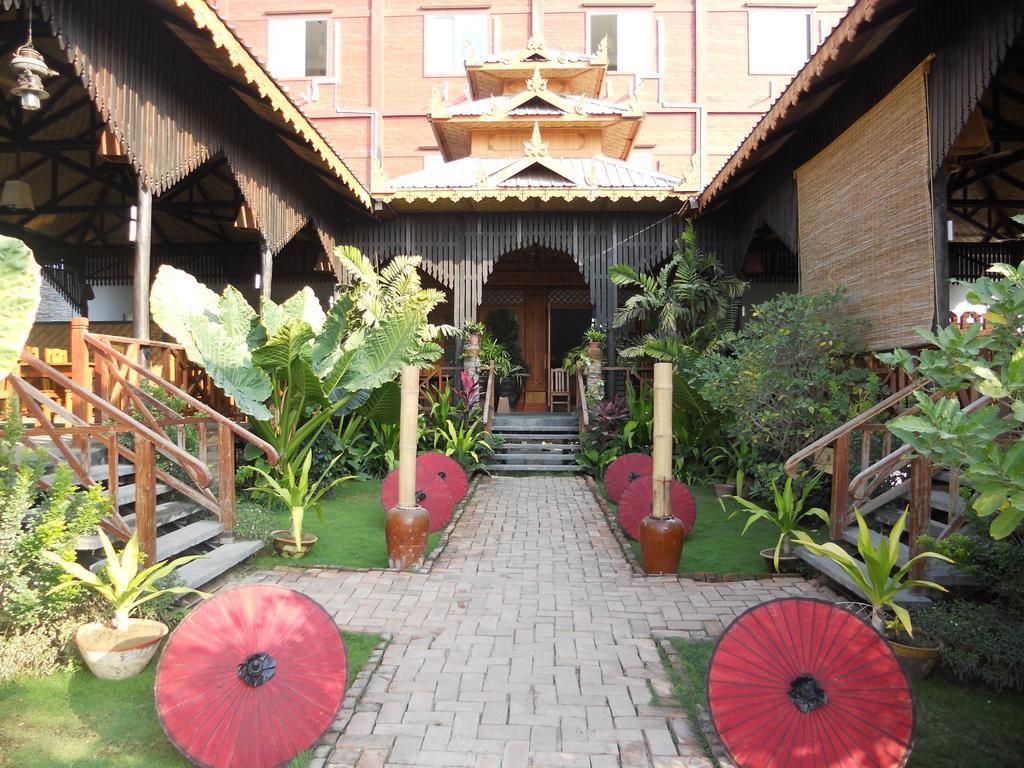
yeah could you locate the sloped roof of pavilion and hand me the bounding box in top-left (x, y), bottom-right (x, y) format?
top-left (465, 37), bottom-right (607, 100)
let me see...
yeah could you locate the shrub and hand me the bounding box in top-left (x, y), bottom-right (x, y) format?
top-left (699, 289), bottom-right (879, 498)
top-left (233, 499), bottom-right (278, 544)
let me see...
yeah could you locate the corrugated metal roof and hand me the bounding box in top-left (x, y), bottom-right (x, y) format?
top-left (388, 156), bottom-right (680, 190)
top-left (446, 95), bottom-right (626, 117)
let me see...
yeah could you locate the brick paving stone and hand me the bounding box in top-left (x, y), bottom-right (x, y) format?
top-left (239, 476), bottom-right (831, 767)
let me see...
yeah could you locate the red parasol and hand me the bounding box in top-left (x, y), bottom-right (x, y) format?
top-left (707, 598), bottom-right (914, 768)
top-left (155, 585), bottom-right (348, 768)
top-left (417, 452), bottom-right (468, 503)
top-left (617, 477), bottom-right (696, 539)
top-left (604, 453), bottom-right (653, 503)
top-left (381, 467), bottom-right (454, 532)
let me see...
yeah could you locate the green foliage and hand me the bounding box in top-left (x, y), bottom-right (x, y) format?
top-left (233, 499), bottom-right (278, 545)
top-left (576, 437), bottom-right (620, 479)
top-left (364, 420), bottom-right (401, 477)
top-left (793, 509), bottom-right (952, 636)
top-left (879, 260), bottom-right (1024, 538)
top-left (622, 379), bottom-right (653, 450)
top-left (913, 602), bottom-right (1024, 693)
top-left (42, 530), bottom-right (207, 631)
top-left (0, 235), bottom-right (41, 380)
top-left (611, 223), bottom-right (746, 361)
top-left (727, 475), bottom-right (829, 570)
top-left (699, 289), bottom-right (879, 498)
top-left (576, 398), bottom-right (628, 478)
top-left (419, 385), bottom-right (496, 471)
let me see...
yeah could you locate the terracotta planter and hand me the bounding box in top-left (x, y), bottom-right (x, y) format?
top-left (889, 632), bottom-right (943, 682)
top-left (713, 483), bottom-right (736, 499)
top-left (468, 333), bottom-right (480, 346)
top-left (760, 547), bottom-right (802, 574)
top-left (587, 340), bottom-right (602, 359)
top-left (638, 515), bottom-right (685, 574)
top-left (385, 504), bottom-right (430, 569)
top-left (271, 530), bottom-right (319, 559)
top-left (75, 619), bottom-right (168, 680)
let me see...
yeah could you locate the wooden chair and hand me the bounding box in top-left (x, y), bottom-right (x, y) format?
top-left (550, 368), bottom-right (571, 412)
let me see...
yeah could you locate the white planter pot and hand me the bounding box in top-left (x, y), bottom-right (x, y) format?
top-left (74, 618), bottom-right (168, 680)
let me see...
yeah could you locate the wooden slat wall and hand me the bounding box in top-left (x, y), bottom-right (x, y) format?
top-left (17, 0), bottom-right (351, 255)
top-left (338, 212), bottom-right (679, 330)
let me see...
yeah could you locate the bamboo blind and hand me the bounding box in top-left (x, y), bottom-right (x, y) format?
top-left (795, 60), bottom-right (936, 351)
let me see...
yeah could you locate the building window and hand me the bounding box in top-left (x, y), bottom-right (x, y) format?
top-left (748, 10), bottom-right (812, 75)
top-left (267, 18), bottom-right (329, 79)
top-left (424, 15), bottom-right (487, 76)
top-left (588, 13), bottom-right (651, 73)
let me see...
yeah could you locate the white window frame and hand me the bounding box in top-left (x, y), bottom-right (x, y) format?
top-left (586, 11), bottom-right (653, 74)
top-left (747, 9), bottom-right (812, 76)
top-left (266, 16), bottom-right (332, 81)
top-left (423, 14), bottom-right (488, 77)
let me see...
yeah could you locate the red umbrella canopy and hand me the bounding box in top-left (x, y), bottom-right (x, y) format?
top-left (617, 477), bottom-right (697, 539)
top-left (418, 452), bottom-right (468, 503)
top-left (708, 598), bottom-right (914, 768)
top-left (381, 467), bottom-right (454, 532)
top-left (605, 453), bottom-right (654, 503)
top-left (155, 585), bottom-right (348, 768)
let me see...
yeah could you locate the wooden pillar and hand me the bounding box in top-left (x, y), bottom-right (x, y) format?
top-left (830, 432), bottom-right (850, 539)
top-left (70, 317), bottom-right (91, 424)
top-left (134, 436), bottom-right (157, 561)
top-left (217, 423), bottom-right (236, 541)
top-left (933, 160), bottom-right (950, 328)
top-left (259, 240), bottom-right (273, 304)
top-left (133, 181), bottom-right (152, 340)
top-left (398, 365), bottom-right (419, 507)
top-left (909, 456), bottom-right (933, 581)
top-left (652, 362), bottom-right (672, 519)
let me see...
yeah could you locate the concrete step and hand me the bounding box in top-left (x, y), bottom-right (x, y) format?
top-left (492, 452), bottom-right (577, 465)
top-left (493, 422), bottom-right (578, 432)
top-left (41, 462), bottom-right (135, 487)
top-left (839, 525), bottom-right (967, 584)
top-left (794, 547), bottom-right (932, 607)
top-left (91, 519), bottom-right (223, 572)
top-left (491, 431), bottom-right (580, 441)
top-left (492, 416), bottom-right (577, 426)
top-left (77, 500), bottom-right (204, 550)
top-left (497, 441), bottom-right (580, 452)
top-left (176, 540), bottom-right (263, 589)
top-left (115, 482), bottom-right (171, 507)
top-left (484, 463), bottom-right (581, 473)
top-left (873, 506), bottom-right (947, 539)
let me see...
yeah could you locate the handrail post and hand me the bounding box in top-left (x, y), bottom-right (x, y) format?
top-left (70, 317), bottom-right (91, 460)
top-left (217, 422), bottom-right (236, 541)
top-left (134, 436), bottom-right (157, 561)
top-left (909, 455), bottom-right (932, 582)
top-left (830, 432), bottom-right (850, 539)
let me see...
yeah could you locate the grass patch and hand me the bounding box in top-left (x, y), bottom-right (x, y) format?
top-left (664, 638), bottom-right (1024, 768)
top-left (0, 630), bottom-right (382, 768)
top-left (249, 480), bottom-right (442, 570)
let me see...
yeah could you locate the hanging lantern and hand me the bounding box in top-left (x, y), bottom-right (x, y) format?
top-left (234, 201), bottom-right (257, 230)
top-left (0, 179), bottom-right (34, 211)
top-left (9, 21), bottom-right (57, 112)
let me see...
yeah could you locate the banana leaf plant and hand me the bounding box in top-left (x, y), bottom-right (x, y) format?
top-left (0, 236), bottom-right (42, 381)
top-left (151, 264), bottom-right (426, 477)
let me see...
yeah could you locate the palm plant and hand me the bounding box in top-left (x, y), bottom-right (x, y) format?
top-left (793, 509), bottom-right (953, 636)
top-left (610, 223), bottom-right (747, 361)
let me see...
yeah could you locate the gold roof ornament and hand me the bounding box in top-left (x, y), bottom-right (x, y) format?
top-left (526, 65), bottom-right (548, 93)
top-left (557, 50), bottom-right (569, 65)
top-left (526, 36), bottom-right (545, 52)
top-left (523, 122), bottom-right (549, 157)
top-left (574, 94), bottom-right (588, 116)
top-left (371, 156), bottom-right (389, 192)
top-left (594, 36), bottom-right (609, 66)
top-left (465, 39), bottom-right (479, 67)
top-left (476, 162), bottom-right (490, 187)
top-left (585, 163), bottom-right (598, 187)
top-left (486, 95), bottom-right (499, 116)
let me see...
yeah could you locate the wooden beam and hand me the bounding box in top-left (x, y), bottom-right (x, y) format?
top-left (134, 181), bottom-right (153, 340)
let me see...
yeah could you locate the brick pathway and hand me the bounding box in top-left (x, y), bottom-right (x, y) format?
top-left (243, 476), bottom-right (830, 768)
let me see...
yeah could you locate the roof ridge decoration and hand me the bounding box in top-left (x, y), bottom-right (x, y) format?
top-left (526, 66), bottom-right (548, 93)
top-left (431, 86), bottom-right (450, 119)
top-left (523, 122), bottom-right (549, 158)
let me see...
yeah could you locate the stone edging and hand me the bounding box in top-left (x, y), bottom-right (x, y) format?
top-left (654, 634), bottom-right (737, 768)
top-left (583, 475), bottom-right (804, 582)
top-left (309, 633), bottom-right (392, 768)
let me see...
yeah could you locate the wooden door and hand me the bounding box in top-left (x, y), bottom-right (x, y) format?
top-left (522, 287), bottom-right (548, 411)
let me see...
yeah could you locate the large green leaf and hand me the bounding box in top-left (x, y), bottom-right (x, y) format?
top-left (312, 294), bottom-right (352, 374)
top-left (252, 319), bottom-right (315, 373)
top-left (0, 236), bottom-right (41, 380)
top-left (339, 311), bottom-right (422, 393)
top-left (356, 380), bottom-right (401, 425)
top-left (261, 287), bottom-right (325, 336)
top-left (186, 314), bottom-right (272, 419)
top-left (150, 265), bottom-right (222, 362)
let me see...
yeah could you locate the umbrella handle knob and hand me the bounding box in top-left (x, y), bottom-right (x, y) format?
top-left (238, 652), bottom-right (277, 688)
top-left (788, 674), bottom-right (827, 714)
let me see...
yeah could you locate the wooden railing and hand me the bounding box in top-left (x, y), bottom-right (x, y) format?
top-left (576, 369), bottom-right (589, 433)
top-left (482, 361), bottom-right (496, 431)
top-left (419, 365), bottom-right (461, 405)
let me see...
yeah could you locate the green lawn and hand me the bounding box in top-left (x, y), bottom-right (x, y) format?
top-left (249, 479), bottom-right (442, 570)
top-left (664, 638), bottom-right (1024, 768)
top-left (607, 484), bottom-right (785, 574)
top-left (0, 631), bottom-right (382, 768)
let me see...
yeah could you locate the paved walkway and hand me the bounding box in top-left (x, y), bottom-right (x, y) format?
top-left (242, 476), bottom-right (830, 768)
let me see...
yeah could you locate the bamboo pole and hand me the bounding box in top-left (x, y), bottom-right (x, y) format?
top-left (398, 365), bottom-right (419, 508)
top-left (652, 362), bottom-right (672, 520)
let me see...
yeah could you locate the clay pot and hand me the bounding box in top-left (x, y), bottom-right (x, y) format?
top-left (638, 515), bottom-right (685, 574)
top-left (587, 340), bottom-right (602, 359)
top-left (713, 483), bottom-right (737, 499)
top-left (760, 547), bottom-right (802, 574)
top-left (271, 530), bottom-right (319, 559)
top-left (888, 632), bottom-right (943, 682)
top-left (386, 504), bottom-right (430, 569)
top-left (75, 619), bottom-right (168, 680)
top-left (468, 333), bottom-right (480, 346)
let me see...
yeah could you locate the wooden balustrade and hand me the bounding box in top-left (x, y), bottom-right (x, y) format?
top-left (576, 369), bottom-right (589, 433)
top-left (482, 361), bottom-right (496, 431)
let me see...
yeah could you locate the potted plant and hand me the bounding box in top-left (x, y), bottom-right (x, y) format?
top-left (245, 451), bottom-right (352, 558)
top-left (463, 320), bottom-right (486, 346)
top-left (584, 327), bottom-right (605, 359)
top-left (726, 475), bottom-right (829, 573)
top-left (710, 441), bottom-right (751, 498)
top-left (42, 530), bottom-right (208, 680)
top-left (793, 509), bottom-right (953, 680)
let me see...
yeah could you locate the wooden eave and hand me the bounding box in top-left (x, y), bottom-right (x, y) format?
top-left (466, 49), bottom-right (607, 99)
top-left (154, 0), bottom-right (372, 212)
top-left (378, 186), bottom-right (682, 212)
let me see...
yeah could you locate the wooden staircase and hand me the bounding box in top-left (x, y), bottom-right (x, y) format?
top-left (5, 319), bottom-right (278, 589)
top-left (785, 377), bottom-right (987, 606)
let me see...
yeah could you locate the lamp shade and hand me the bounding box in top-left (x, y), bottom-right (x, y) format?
top-left (0, 180), bottom-right (34, 211)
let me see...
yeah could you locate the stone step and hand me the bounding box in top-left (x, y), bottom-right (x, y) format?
top-left (497, 441), bottom-right (580, 452)
top-left (492, 417), bottom-right (578, 427)
top-left (492, 452), bottom-right (577, 465)
top-left (484, 463), bottom-right (581, 473)
top-left (77, 500), bottom-right (204, 550)
top-left (41, 462), bottom-right (135, 487)
top-left (793, 547), bottom-right (932, 607)
top-left (176, 540), bottom-right (264, 589)
top-left (115, 482), bottom-right (171, 507)
top-left (872, 505), bottom-right (947, 539)
top-left (491, 431), bottom-right (580, 441)
top-left (91, 519), bottom-right (224, 572)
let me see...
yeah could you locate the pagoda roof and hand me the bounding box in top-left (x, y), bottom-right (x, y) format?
top-left (465, 37), bottom-right (607, 99)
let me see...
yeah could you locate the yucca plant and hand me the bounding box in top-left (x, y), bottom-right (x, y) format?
top-left (43, 530), bottom-right (208, 632)
top-left (793, 509), bottom-right (953, 636)
top-left (727, 475), bottom-right (829, 571)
